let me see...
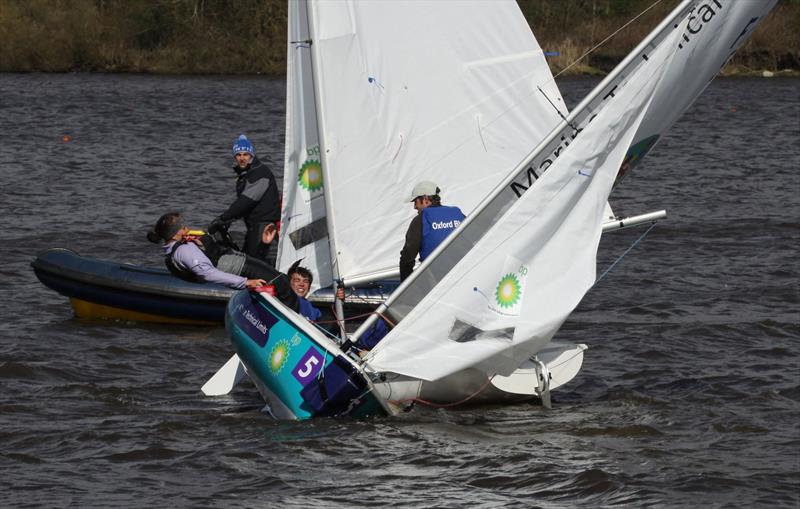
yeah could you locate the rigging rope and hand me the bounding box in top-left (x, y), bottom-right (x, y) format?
top-left (550, 0), bottom-right (666, 81)
top-left (538, 0), bottom-right (666, 120)
top-left (387, 376), bottom-right (496, 409)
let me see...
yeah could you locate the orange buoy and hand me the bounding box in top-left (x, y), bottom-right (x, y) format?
top-left (61, 135), bottom-right (71, 142)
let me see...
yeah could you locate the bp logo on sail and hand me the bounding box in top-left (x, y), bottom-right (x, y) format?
top-left (495, 273), bottom-right (522, 308)
top-left (471, 256), bottom-right (528, 319)
top-left (298, 160), bottom-right (323, 192)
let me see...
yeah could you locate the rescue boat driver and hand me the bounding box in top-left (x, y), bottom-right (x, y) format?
top-left (208, 134), bottom-right (281, 267)
top-left (398, 181), bottom-right (465, 281)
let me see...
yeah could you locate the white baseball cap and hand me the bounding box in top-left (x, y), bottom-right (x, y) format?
top-left (409, 181), bottom-right (440, 202)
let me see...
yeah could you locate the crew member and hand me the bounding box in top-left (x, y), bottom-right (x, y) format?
top-left (398, 181), bottom-right (465, 281)
top-left (287, 261), bottom-right (347, 323)
top-left (287, 261), bottom-right (322, 321)
top-left (148, 212), bottom-right (297, 310)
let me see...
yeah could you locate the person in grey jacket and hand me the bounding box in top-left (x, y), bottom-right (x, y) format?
top-left (208, 134), bottom-right (281, 266)
top-left (149, 212), bottom-right (297, 310)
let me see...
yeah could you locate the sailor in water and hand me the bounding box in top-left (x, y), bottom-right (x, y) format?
top-left (398, 180), bottom-right (465, 281)
top-left (147, 212), bottom-right (297, 310)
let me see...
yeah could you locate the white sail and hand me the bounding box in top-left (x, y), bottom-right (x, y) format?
top-left (304, 0), bottom-right (565, 286)
top-left (360, 0), bottom-right (776, 330)
top-left (278, 0), bottom-right (332, 292)
top-left (364, 29), bottom-right (676, 381)
top-left (624, 0), bottom-right (779, 175)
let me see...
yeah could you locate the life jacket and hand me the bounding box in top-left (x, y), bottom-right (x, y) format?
top-left (231, 158), bottom-right (281, 225)
top-left (165, 235), bottom-right (233, 282)
top-left (420, 205), bottom-right (465, 261)
top-left (297, 297), bottom-right (322, 321)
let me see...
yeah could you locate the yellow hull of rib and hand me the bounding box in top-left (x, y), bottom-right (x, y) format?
top-left (69, 298), bottom-right (219, 325)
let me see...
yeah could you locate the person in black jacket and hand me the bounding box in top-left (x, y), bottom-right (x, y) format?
top-left (208, 134), bottom-right (281, 267)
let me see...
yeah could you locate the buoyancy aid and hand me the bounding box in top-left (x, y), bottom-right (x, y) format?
top-left (223, 158), bottom-right (281, 225)
top-left (165, 235), bottom-right (234, 282)
top-left (419, 205), bottom-right (465, 261)
top-left (297, 297), bottom-right (322, 321)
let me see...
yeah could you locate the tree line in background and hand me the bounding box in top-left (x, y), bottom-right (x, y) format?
top-left (0, 0), bottom-right (797, 75)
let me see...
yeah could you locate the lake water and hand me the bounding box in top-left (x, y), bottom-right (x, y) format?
top-left (1, 73), bottom-right (798, 508)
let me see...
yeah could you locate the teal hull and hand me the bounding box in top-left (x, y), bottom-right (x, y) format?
top-left (225, 290), bottom-right (387, 420)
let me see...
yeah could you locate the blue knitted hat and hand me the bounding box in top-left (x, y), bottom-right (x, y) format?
top-left (232, 134), bottom-right (255, 158)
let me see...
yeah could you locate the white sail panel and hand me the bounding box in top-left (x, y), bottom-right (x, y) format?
top-left (278, 0), bottom-right (333, 291)
top-left (307, 0), bottom-right (565, 284)
top-left (625, 0), bottom-right (779, 174)
top-left (365, 35), bottom-right (675, 381)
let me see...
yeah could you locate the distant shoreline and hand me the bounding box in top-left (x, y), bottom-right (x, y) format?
top-left (3, 68), bottom-right (796, 79)
top-left (1, 0), bottom-right (796, 76)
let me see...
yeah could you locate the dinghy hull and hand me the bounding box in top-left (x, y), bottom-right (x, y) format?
top-left (219, 289), bottom-right (586, 417)
top-left (225, 290), bottom-right (388, 420)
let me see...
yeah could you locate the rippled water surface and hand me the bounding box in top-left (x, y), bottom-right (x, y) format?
top-left (1, 73), bottom-right (798, 508)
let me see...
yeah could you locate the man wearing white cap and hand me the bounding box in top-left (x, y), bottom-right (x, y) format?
top-left (399, 181), bottom-right (465, 281)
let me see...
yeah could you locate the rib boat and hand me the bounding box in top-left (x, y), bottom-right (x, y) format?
top-left (32, 247), bottom-right (394, 325)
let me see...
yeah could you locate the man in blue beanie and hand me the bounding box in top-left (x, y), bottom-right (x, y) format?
top-left (208, 134), bottom-right (281, 267)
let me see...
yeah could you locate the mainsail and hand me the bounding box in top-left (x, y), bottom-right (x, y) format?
top-left (278, 0), bottom-right (331, 291)
top-left (364, 25), bottom-right (675, 380)
top-left (277, 0), bottom-right (566, 288)
top-left (357, 0), bottom-right (777, 332)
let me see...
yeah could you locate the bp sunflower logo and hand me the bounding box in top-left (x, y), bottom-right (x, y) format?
top-left (269, 339), bottom-right (291, 374)
top-left (495, 273), bottom-right (522, 308)
top-left (298, 160), bottom-right (323, 192)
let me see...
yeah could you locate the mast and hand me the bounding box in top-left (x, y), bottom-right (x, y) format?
top-left (304, 0), bottom-right (346, 340)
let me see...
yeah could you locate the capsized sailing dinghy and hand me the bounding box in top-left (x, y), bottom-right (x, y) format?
top-left (206, 0), bottom-right (777, 418)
